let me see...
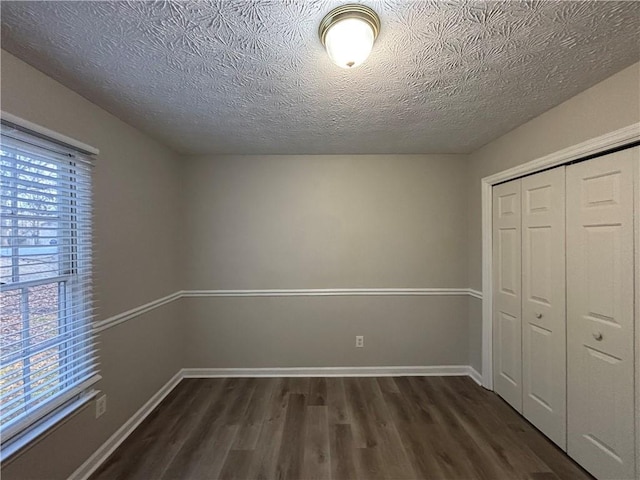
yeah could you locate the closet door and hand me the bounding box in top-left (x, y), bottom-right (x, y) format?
top-left (521, 167), bottom-right (566, 449)
top-left (567, 148), bottom-right (636, 480)
top-left (493, 180), bottom-right (522, 412)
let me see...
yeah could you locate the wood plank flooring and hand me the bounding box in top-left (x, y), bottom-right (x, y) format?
top-left (90, 376), bottom-right (594, 480)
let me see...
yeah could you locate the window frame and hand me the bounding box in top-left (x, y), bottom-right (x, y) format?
top-left (0, 116), bottom-right (100, 459)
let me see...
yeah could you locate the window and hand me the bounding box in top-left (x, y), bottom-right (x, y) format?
top-left (0, 121), bottom-right (98, 447)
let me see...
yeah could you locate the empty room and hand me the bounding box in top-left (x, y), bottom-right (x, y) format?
top-left (0, 1), bottom-right (639, 479)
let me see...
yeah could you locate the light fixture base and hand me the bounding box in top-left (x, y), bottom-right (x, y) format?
top-left (318, 4), bottom-right (380, 46)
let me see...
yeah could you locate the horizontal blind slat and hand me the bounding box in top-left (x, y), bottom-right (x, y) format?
top-left (1, 277), bottom-right (93, 291)
top-left (1, 269), bottom-right (92, 283)
top-left (1, 366), bottom-right (99, 422)
top-left (0, 163), bottom-right (90, 185)
top-left (0, 340), bottom-right (98, 383)
top-left (1, 320), bottom-right (96, 360)
top-left (0, 159), bottom-right (92, 180)
top-left (0, 356), bottom-right (98, 405)
top-left (0, 320), bottom-right (97, 364)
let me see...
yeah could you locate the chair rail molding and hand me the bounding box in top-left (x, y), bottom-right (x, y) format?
top-left (480, 122), bottom-right (640, 390)
top-left (93, 291), bottom-right (182, 333)
top-left (93, 288), bottom-right (483, 333)
top-left (181, 287), bottom-right (482, 298)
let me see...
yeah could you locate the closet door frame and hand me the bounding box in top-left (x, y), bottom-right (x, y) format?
top-left (635, 150), bottom-right (640, 477)
top-left (480, 123), bottom-right (639, 392)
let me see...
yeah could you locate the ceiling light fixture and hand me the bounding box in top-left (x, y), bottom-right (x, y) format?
top-left (319, 4), bottom-right (380, 69)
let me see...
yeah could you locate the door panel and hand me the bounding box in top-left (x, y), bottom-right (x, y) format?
top-left (521, 167), bottom-right (566, 449)
top-left (498, 311), bottom-right (520, 386)
top-left (493, 180), bottom-right (522, 412)
top-left (567, 148), bottom-right (636, 480)
top-left (528, 324), bottom-right (552, 409)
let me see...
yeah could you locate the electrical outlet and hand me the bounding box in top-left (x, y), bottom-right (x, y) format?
top-left (355, 335), bottom-right (364, 348)
top-left (96, 394), bottom-right (107, 418)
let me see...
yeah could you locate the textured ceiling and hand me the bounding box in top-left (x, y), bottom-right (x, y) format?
top-left (1, 1), bottom-right (639, 155)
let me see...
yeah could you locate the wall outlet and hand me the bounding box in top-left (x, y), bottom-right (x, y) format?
top-left (96, 394), bottom-right (107, 418)
top-left (355, 335), bottom-right (364, 348)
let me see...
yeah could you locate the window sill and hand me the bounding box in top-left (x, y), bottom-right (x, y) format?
top-left (0, 389), bottom-right (99, 463)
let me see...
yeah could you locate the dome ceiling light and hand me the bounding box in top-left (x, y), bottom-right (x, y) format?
top-left (318, 4), bottom-right (381, 69)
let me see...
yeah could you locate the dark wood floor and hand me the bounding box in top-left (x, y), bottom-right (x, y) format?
top-left (91, 376), bottom-right (594, 480)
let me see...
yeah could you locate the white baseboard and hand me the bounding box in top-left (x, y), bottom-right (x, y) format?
top-left (69, 365), bottom-right (483, 479)
top-left (467, 366), bottom-right (483, 386)
top-left (68, 370), bottom-right (183, 480)
top-left (181, 365), bottom-right (473, 378)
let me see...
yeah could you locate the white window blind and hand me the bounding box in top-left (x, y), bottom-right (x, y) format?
top-left (0, 122), bottom-right (99, 445)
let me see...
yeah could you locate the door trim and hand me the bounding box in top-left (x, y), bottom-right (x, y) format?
top-left (481, 122), bottom-right (640, 389)
top-left (634, 147), bottom-right (640, 476)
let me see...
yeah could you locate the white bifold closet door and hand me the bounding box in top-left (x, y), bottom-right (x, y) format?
top-left (521, 167), bottom-right (566, 449)
top-left (566, 148), bottom-right (636, 480)
top-left (492, 167), bottom-right (567, 445)
top-left (493, 180), bottom-right (523, 412)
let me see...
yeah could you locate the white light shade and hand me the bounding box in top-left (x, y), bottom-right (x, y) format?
top-left (324, 17), bottom-right (375, 69)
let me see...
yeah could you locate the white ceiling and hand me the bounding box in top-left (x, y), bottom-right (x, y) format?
top-left (1, 1), bottom-right (639, 155)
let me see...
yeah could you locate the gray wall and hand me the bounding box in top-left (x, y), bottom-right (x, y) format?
top-left (465, 61), bottom-right (640, 373)
top-left (0, 50), bottom-right (185, 480)
top-left (185, 296), bottom-right (469, 368)
top-left (181, 154), bottom-right (471, 368)
top-left (182, 154), bottom-right (468, 289)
